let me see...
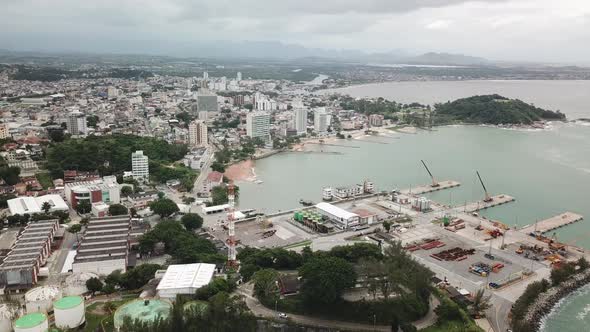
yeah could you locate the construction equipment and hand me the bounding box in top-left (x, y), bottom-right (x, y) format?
top-left (421, 160), bottom-right (440, 187)
top-left (476, 171), bottom-right (493, 202)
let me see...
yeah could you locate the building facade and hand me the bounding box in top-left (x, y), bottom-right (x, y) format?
top-left (314, 108), bottom-right (328, 134)
top-left (66, 111), bottom-right (87, 136)
top-left (131, 151), bottom-right (149, 182)
top-left (188, 120), bottom-right (208, 147)
top-left (246, 111), bottom-right (271, 145)
top-left (0, 123), bottom-right (9, 139)
top-left (369, 114), bottom-right (384, 127)
top-left (295, 109), bottom-right (307, 135)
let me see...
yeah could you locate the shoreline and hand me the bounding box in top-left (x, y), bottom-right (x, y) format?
top-left (224, 159), bottom-right (257, 183)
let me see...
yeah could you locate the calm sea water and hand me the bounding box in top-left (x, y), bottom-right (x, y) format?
top-left (239, 80), bottom-right (590, 331)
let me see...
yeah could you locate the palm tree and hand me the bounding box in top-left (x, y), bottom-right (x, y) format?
top-left (68, 224), bottom-right (82, 243)
top-left (471, 288), bottom-right (492, 317)
top-left (41, 201), bottom-right (51, 214)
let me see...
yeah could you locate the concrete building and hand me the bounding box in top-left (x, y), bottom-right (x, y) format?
top-left (72, 216), bottom-right (131, 275)
top-left (369, 114), bottom-right (384, 127)
top-left (0, 123), bottom-right (9, 139)
top-left (156, 263), bottom-right (216, 299)
top-left (188, 120), bottom-right (208, 147)
top-left (64, 176), bottom-right (121, 210)
top-left (295, 109), bottom-right (307, 135)
top-left (315, 202), bottom-right (360, 229)
top-left (236, 72), bottom-right (242, 82)
top-left (66, 110), bottom-right (87, 136)
top-left (131, 151), bottom-right (149, 182)
top-left (107, 86), bottom-right (119, 99)
top-left (314, 108), bottom-right (328, 134)
top-left (197, 91), bottom-right (218, 113)
top-left (7, 195), bottom-right (69, 216)
top-left (246, 111), bottom-right (271, 145)
top-left (0, 220), bottom-right (59, 292)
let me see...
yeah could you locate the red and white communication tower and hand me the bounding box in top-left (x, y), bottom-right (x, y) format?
top-left (227, 182), bottom-right (237, 265)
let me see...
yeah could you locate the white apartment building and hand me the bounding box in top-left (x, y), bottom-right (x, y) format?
top-left (314, 108), bottom-right (328, 134)
top-left (236, 72), bottom-right (242, 81)
top-left (295, 109), bottom-right (308, 135)
top-left (188, 120), bottom-right (208, 147)
top-left (131, 151), bottom-right (149, 182)
top-left (369, 114), bottom-right (384, 127)
top-left (246, 111), bottom-right (271, 145)
top-left (107, 86), bottom-right (119, 99)
top-left (66, 110), bottom-right (87, 136)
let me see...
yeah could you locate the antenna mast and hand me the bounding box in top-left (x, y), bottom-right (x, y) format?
top-left (227, 182), bottom-right (237, 265)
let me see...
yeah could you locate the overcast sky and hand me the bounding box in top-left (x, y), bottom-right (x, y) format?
top-left (1, 0), bottom-right (589, 63)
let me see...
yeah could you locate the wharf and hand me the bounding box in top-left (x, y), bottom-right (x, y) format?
top-left (461, 195), bottom-right (515, 213)
top-left (402, 180), bottom-right (461, 195)
top-left (520, 212), bottom-right (584, 235)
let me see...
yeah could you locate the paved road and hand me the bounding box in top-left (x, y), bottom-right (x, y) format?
top-left (236, 282), bottom-right (439, 332)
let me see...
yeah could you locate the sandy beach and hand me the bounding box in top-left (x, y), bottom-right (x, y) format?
top-left (224, 159), bottom-right (257, 182)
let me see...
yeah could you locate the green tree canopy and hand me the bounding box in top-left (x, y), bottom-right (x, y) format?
top-left (108, 204), bottom-right (128, 216)
top-left (149, 198), bottom-right (179, 218)
top-left (298, 256), bottom-right (356, 305)
top-left (181, 213), bottom-right (203, 231)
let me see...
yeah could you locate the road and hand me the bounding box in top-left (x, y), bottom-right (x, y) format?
top-left (236, 282), bottom-right (392, 332)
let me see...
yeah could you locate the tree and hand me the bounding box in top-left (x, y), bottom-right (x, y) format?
top-left (252, 269), bottom-right (280, 305)
top-left (76, 200), bottom-right (91, 214)
top-left (0, 166), bottom-right (21, 185)
top-left (383, 220), bottom-right (392, 232)
top-left (121, 186), bottom-right (133, 196)
top-left (298, 256), bottom-right (356, 305)
top-left (109, 204), bottom-right (128, 216)
top-left (181, 213), bottom-right (203, 231)
top-left (211, 161), bottom-right (226, 173)
top-left (0, 194), bottom-right (16, 209)
top-left (41, 201), bottom-right (52, 214)
top-left (68, 224), bottom-right (82, 243)
top-left (471, 289), bottom-right (492, 317)
top-left (149, 198), bottom-right (179, 218)
top-left (103, 301), bottom-right (117, 313)
top-left (86, 277), bottom-right (103, 295)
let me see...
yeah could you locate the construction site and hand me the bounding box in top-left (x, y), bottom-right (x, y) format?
top-left (206, 162), bottom-right (584, 300)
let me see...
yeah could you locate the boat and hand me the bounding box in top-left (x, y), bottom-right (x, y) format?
top-left (299, 199), bottom-right (314, 206)
top-left (254, 180), bottom-right (264, 184)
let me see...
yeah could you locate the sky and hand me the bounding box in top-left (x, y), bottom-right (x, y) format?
top-left (1, 0), bottom-right (589, 64)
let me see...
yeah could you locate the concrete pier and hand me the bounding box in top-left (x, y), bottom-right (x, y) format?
top-left (461, 194), bottom-right (515, 212)
top-left (520, 212), bottom-right (584, 235)
top-left (402, 180), bottom-right (461, 195)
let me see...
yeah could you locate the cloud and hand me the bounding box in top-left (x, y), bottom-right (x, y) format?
top-left (425, 20), bottom-right (453, 30)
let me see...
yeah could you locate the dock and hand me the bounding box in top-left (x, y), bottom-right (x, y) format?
top-left (402, 180), bottom-right (461, 195)
top-left (520, 212), bottom-right (584, 235)
top-left (461, 195), bottom-right (515, 213)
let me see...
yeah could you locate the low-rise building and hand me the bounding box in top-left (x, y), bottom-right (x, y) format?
top-left (0, 219), bottom-right (59, 292)
top-left (156, 263), bottom-right (216, 299)
top-left (7, 195), bottom-right (69, 216)
top-left (315, 202), bottom-right (360, 229)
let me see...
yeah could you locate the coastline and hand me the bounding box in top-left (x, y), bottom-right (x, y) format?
top-left (224, 159), bottom-right (257, 182)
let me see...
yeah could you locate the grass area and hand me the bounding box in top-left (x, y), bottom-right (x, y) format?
top-left (35, 172), bottom-right (53, 189)
top-left (83, 299), bottom-right (134, 332)
top-left (420, 320), bottom-right (482, 332)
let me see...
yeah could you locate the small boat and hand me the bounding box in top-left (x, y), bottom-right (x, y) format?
top-left (299, 199), bottom-right (314, 206)
top-left (254, 180), bottom-right (264, 184)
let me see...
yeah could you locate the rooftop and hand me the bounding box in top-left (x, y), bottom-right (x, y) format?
top-left (315, 202), bottom-right (359, 220)
top-left (156, 263), bottom-right (216, 291)
top-left (53, 296), bottom-right (83, 310)
top-left (14, 312), bottom-right (46, 328)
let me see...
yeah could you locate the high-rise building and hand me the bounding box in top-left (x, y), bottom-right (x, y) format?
top-left (295, 109), bottom-right (308, 135)
top-left (203, 72), bottom-right (209, 80)
top-left (314, 108), bottom-right (328, 134)
top-left (236, 72), bottom-right (242, 81)
top-left (131, 151), bottom-right (149, 182)
top-left (66, 110), bottom-right (87, 136)
top-left (0, 123), bottom-right (9, 139)
top-left (197, 90), bottom-right (218, 114)
top-left (246, 111), bottom-right (271, 145)
top-left (188, 120), bottom-right (208, 147)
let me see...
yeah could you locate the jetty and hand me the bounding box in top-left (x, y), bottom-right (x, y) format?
top-left (520, 212), bottom-right (584, 235)
top-left (402, 180), bottom-right (461, 195)
top-left (460, 194), bottom-right (515, 212)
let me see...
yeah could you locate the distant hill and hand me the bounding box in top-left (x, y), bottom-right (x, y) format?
top-left (434, 94), bottom-right (566, 125)
top-left (402, 52), bottom-right (489, 66)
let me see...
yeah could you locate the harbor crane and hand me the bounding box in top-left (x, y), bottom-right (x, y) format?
top-left (421, 160), bottom-right (440, 187)
top-left (476, 171), bottom-right (493, 202)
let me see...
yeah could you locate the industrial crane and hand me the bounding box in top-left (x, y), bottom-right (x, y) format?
top-left (421, 160), bottom-right (440, 187)
top-left (476, 171), bottom-right (493, 202)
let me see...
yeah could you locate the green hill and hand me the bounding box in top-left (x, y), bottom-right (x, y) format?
top-left (434, 94), bottom-right (566, 125)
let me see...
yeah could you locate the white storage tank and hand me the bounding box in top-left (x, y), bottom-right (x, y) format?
top-left (0, 304), bottom-right (18, 332)
top-left (54, 296), bottom-right (85, 329)
top-left (63, 272), bottom-right (99, 296)
top-left (13, 313), bottom-right (48, 332)
top-left (25, 285), bottom-right (62, 314)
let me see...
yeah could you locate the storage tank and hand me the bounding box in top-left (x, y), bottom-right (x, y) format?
top-left (113, 299), bottom-right (171, 331)
top-left (13, 313), bottom-right (48, 332)
top-left (54, 296), bottom-right (85, 329)
top-left (63, 272), bottom-right (99, 296)
top-left (0, 304), bottom-right (18, 332)
top-left (25, 285), bottom-right (62, 314)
